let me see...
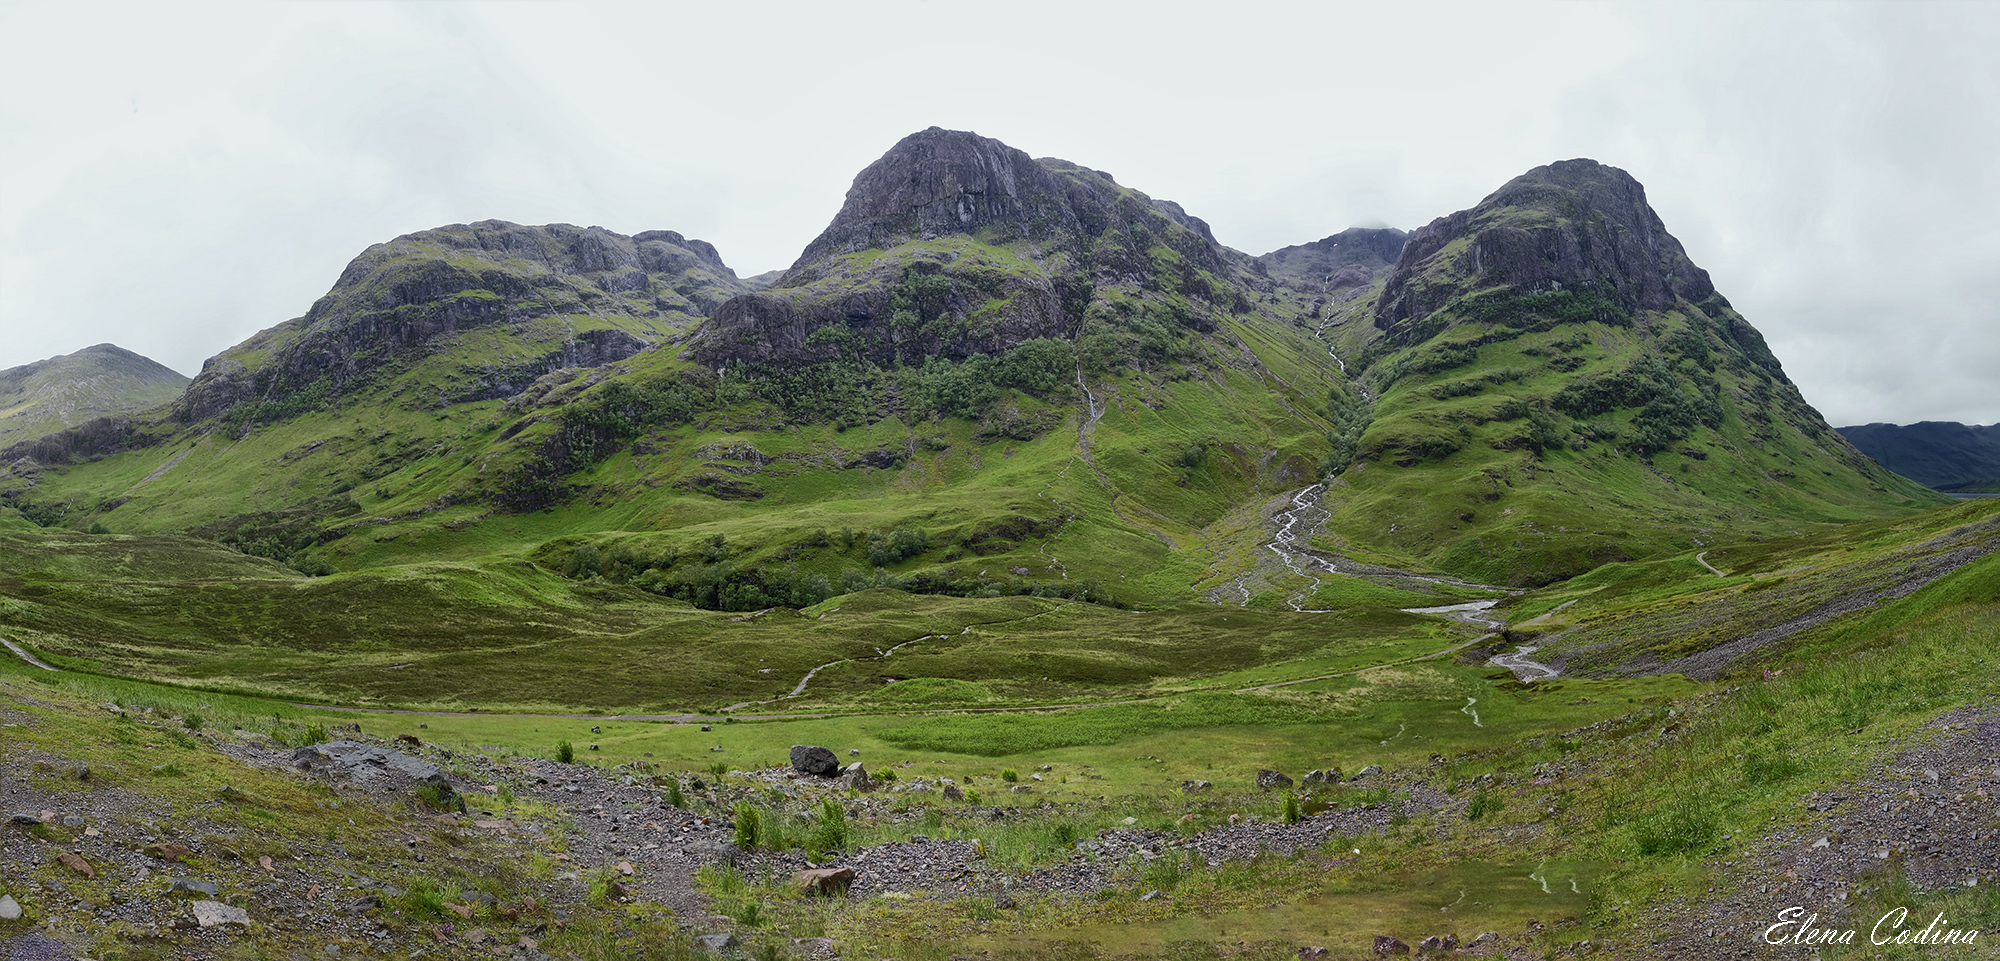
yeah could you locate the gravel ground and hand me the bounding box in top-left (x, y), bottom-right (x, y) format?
top-left (1617, 704), bottom-right (2000, 959)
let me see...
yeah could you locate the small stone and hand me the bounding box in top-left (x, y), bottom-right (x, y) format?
top-left (1256, 769), bottom-right (1294, 790)
top-left (1372, 935), bottom-right (1410, 955)
top-left (191, 899), bottom-right (249, 928)
top-left (942, 785), bottom-right (964, 802)
top-left (61, 815), bottom-right (82, 827)
top-left (56, 851), bottom-right (95, 878)
top-left (168, 878), bottom-right (220, 898)
top-left (8, 814), bottom-right (39, 826)
top-left (1812, 837), bottom-right (1831, 848)
top-left (344, 895), bottom-right (383, 915)
top-left (615, 861), bottom-right (635, 876)
top-left (694, 932), bottom-right (740, 951)
top-left (0, 894), bottom-right (20, 920)
top-left (848, 748), bottom-right (859, 756)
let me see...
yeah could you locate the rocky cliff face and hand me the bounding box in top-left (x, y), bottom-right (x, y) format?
top-left (173, 222), bottom-right (744, 423)
top-left (1257, 226), bottom-right (1409, 291)
top-left (1374, 160), bottom-right (1716, 338)
top-left (785, 127), bottom-right (1084, 277)
top-left (686, 128), bottom-right (1250, 372)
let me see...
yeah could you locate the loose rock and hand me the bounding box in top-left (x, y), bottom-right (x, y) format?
top-left (191, 899), bottom-right (250, 928)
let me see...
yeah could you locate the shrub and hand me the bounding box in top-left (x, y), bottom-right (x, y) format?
top-left (556, 740), bottom-right (575, 764)
top-left (1282, 792), bottom-right (1302, 824)
top-left (301, 723), bottom-right (329, 746)
top-left (182, 714), bottom-right (204, 732)
top-left (733, 802), bottom-right (763, 850)
top-left (664, 778), bottom-right (686, 809)
top-left (1000, 768), bottom-right (1019, 783)
top-left (804, 797), bottom-right (849, 860)
top-left (1466, 792), bottom-right (1505, 821)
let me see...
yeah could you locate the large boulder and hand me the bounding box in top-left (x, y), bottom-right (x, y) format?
top-left (1256, 769), bottom-right (1295, 791)
top-left (796, 867), bottom-right (857, 897)
top-left (790, 745), bottom-right (840, 776)
top-left (291, 741), bottom-right (462, 811)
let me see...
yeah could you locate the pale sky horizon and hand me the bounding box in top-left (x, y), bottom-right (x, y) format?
top-left (2, 1), bottom-right (1995, 426)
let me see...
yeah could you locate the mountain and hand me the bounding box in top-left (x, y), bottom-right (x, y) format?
top-left (686, 126), bottom-right (1256, 371)
top-left (0, 129), bottom-right (1342, 601)
top-left (1306, 158), bottom-right (1941, 584)
top-left (1836, 421), bottom-right (2000, 491)
top-left (0, 344), bottom-right (189, 448)
top-left (0, 138), bottom-right (1941, 603)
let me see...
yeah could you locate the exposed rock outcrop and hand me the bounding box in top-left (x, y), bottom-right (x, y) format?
top-left (170, 221), bottom-right (744, 424)
top-left (1374, 159), bottom-right (1715, 336)
top-left (686, 127), bottom-right (1249, 372)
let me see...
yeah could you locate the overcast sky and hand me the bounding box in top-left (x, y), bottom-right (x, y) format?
top-left (2, 1), bottom-right (1994, 426)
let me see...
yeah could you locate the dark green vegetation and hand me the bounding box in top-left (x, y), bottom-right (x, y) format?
top-left (1838, 420), bottom-right (2000, 492)
top-left (0, 130), bottom-right (1992, 958)
top-left (0, 343), bottom-right (188, 449)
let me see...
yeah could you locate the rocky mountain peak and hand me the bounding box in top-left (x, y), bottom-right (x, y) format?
top-left (1374, 158), bottom-right (1715, 333)
top-left (786, 127), bottom-right (1082, 277)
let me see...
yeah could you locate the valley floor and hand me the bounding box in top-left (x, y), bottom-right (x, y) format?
top-left (7, 661), bottom-right (1999, 960)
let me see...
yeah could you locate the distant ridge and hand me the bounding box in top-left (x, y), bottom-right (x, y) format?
top-left (1837, 421), bottom-right (2000, 491)
top-left (0, 344), bottom-right (189, 448)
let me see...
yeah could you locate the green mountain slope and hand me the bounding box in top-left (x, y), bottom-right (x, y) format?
top-left (0, 130), bottom-right (1355, 611)
top-left (0, 142), bottom-right (1943, 613)
top-left (0, 343), bottom-right (188, 448)
top-left (1310, 159), bottom-right (1942, 585)
top-left (1836, 421), bottom-right (2000, 491)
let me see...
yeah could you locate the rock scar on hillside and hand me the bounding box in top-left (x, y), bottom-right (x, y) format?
top-left (1642, 518), bottom-right (2000, 680)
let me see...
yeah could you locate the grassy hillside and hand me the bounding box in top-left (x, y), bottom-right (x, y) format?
top-left (1307, 160), bottom-right (1943, 586)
